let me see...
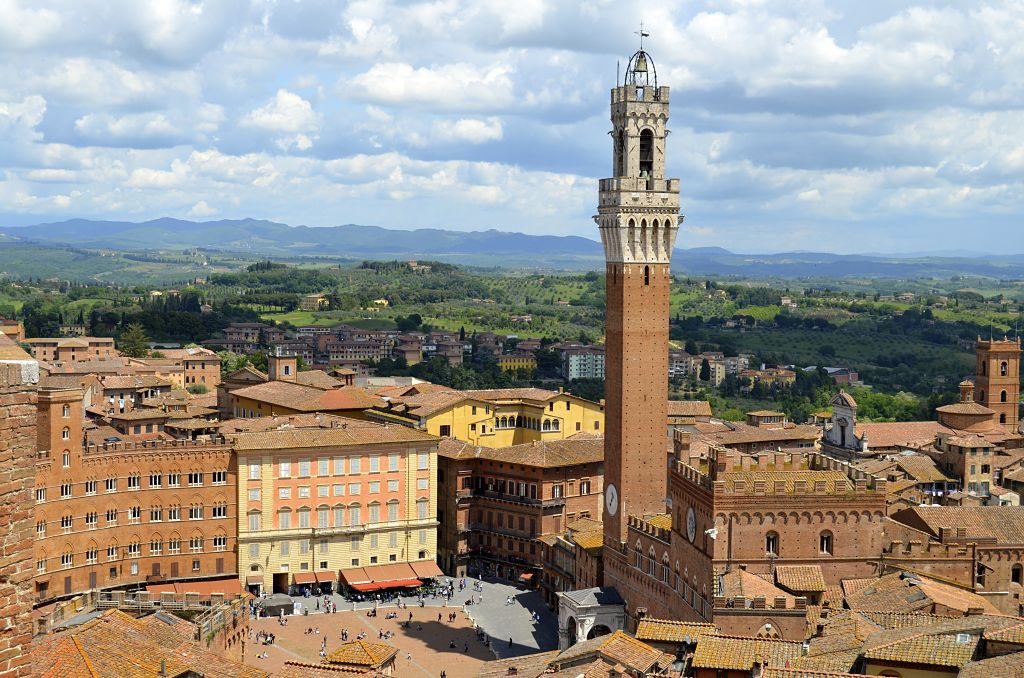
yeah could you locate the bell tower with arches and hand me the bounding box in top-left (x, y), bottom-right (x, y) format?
top-left (598, 43), bottom-right (683, 553)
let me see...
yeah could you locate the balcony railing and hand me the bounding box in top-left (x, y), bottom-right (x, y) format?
top-left (469, 488), bottom-right (564, 508)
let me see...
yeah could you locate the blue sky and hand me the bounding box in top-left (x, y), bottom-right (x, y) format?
top-left (1, 0), bottom-right (1023, 254)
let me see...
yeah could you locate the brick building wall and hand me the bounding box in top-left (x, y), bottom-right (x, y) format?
top-left (0, 344), bottom-right (39, 678)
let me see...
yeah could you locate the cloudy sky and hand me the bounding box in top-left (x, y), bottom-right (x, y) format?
top-left (1, 0), bottom-right (1023, 254)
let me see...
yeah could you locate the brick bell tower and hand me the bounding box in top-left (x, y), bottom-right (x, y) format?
top-left (975, 336), bottom-right (1021, 432)
top-left (598, 45), bottom-right (682, 551)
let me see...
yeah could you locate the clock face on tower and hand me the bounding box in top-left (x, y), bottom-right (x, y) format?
top-left (605, 483), bottom-right (619, 517)
top-left (686, 506), bottom-right (696, 542)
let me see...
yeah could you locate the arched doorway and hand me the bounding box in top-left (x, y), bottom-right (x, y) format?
top-left (566, 617), bottom-right (578, 646)
top-left (587, 624), bottom-right (612, 640)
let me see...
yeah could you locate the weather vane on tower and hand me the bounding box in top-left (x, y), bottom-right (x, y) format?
top-left (635, 22), bottom-right (649, 50)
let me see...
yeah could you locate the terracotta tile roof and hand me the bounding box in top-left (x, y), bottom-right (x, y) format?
top-left (840, 578), bottom-right (876, 597)
top-left (217, 412), bottom-right (350, 433)
top-left (232, 381), bottom-right (381, 412)
top-left (853, 458), bottom-right (899, 476)
top-left (844, 571), bottom-right (1000, 615)
top-left (643, 513), bottom-right (672, 530)
top-left (101, 375), bottom-right (171, 390)
top-left (855, 421), bottom-right (946, 449)
top-left (33, 609), bottom-right (266, 678)
top-left (295, 370), bottom-right (344, 389)
top-left (438, 436), bottom-right (603, 468)
top-left (856, 610), bottom-right (961, 630)
top-left (692, 635), bottom-right (803, 671)
top-left (719, 569), bottom-right (795, 608)
top-left (775, 565), bottom-right (827, 593)
top-left (667, 399), bottom-right (713, 417)
top-left (464, 387), bottom-right (558, 402)
top-left (719, 469), bottom-right (855, 495)
top-left (936, 401), bottom-right (995, 416)
top-left (861, 629), bottom-right (979, 668)
top-left (702, 423), bottom-right (819, 446)
top-left (886, 478), bottom-right (919, 495)
top-left (385, 389), bottom-right (471, 417)
top-left (566, 517), bottom-right (603, 532)
top-left (763, 670), bottom-right (865, 678)
top-left (944, 433), bottom-right (994, 447)
top-left (635, 618), bottom-right (718, 643)
top-left (325, 639), bottom-right (398, 667)
top-left (982, 619), bottom-right (1024, 644)
top-left (229, 420), bottom-right (435, 450)
top-left (894, 454), bottom-right (954, 483)
top-left (552, 630), bottom-right (664, 673)
top-left (276, 661), bottom-right (374, 677)
top-left (571, 529), bottom-right (604, 551)
top-left (476, 650), bottom-right (559, 678)
top-left (900, 505), bottom-right (1024, 545)
top-left (958, 651), bottom-right (1024, 677)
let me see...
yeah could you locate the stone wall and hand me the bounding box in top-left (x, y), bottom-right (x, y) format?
top-left (0, 350), bottom-right (39, 678)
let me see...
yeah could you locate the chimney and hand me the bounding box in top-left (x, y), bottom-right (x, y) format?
top-left (159, 659), bottom-right (168, 676)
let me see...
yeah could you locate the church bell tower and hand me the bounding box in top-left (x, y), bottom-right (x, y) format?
top-left (598, 46), bottom-right (682, 550)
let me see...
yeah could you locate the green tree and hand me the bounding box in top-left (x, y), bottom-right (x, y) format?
top-left (118, 323), bottom-right (150, 358)
top-left (699, 358), bottom-right (711, 382)
top-left (684, 339), bottom-right (698, 355)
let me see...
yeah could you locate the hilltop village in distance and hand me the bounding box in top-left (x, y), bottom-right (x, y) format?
top-left (3, 45), bottom-right (1024, 678)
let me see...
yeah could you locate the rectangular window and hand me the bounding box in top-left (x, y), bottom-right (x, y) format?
top-left (249, 463), bottom-right (261, 480)
top-left (552, 484), bottom-right (563, 498)
top-left (318, 507), bottom-right (329, 528)
top-left (127, 542), bottom-right (140, 557)
top-left (369, 481), bottom-right (381, 494)
top-left (86, 548), bottom-right (97, 564)
top-left (417, 478), bottom-right (429, 490)
top-left (168, 539), bottom-right (180, 555)
top-left (249, 543), bottom-right (260, 559)
top-left (298, 511), bottom-right (310, 529)
top-left (279, 512), bottom-right (291, 529)
top-left (248, 513), bottom-right (262, 531)
top-left (318, 458), bottom-right (329, 477)
top-left (298, 486), bottom-right (310, 498)
top-left (349, 458), bottom-right (361, 475)
top-left (417, 501), bottom-right (428, 520)
top-left (388, 502), bottom-right (398, 522)
top-left (369, 455), bottom-right (380, 473)
top-left (212, 470), bottom-right (227, 485)
top-left (349, 483), bottom-right (361, 495)
top-left (419, 529), bottom-right (428, 544)
top-left (189, 505), bottom-right (203, 520)
top-left (279, 461), bottom-right (291, 479)
top-left (35, 487), bottom-right (45, 503)
top-left (300, 539), bottom-right (309, 554)
top-left (150, 540), bottom-right (162, 555)
top-left (213, 535), bottom-right (227, 551)
top-left (318, 485), bottom-right (329, 497)
top-left (248, 489), bottom-right (261, 501)
top-left (388, 454), bottom-right (399, 471)
top-left (417, 453), bottom-right (429, 470)
top-left (279, 487), bottom-right (291, 500)
top-left (298, 459), bottom-right (311, 477)
top-left (333, 484), bottom-right (345, 496)
top-left (212, 504), bottom-right (227, 518)
top-left (189, 537), bottom-right (203, 553)
top-left (387, 480), bottom-right (399, 492)
top-left (350, 506), bottom-right (361, 525)
top-left (334, 506), bottom-right (345, 526)
top-left (368, 504), bottom-right (380, 523)
top-left (334, 457), bottom-right (345, 475)
top-left (188, 472), bottom-right (203, 487)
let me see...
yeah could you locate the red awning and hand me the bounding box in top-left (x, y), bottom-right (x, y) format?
top-left (410, 560), bottom-right (444, 579)
top-left (147, 578), bottom-right (243, 596)
top-left (350, 582), bottom-right (381, 592)
top-left (386, 579), bottom-right (423, 589)
top-left (519, 572), bottom-right (535, 582)
top-left (245, 575), bottom-right (264, 585)
top-left (314, 571), bottom-right (337, 583)
top-left (339, 567), bottom-right (370, 586)
top-left (293, 572), bottom-right (317, 585)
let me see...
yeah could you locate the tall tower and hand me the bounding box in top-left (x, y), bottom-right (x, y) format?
top-left (975, 337), bottom-right (1021, 431)
top-left (598, 46), bottom-right (681, 549)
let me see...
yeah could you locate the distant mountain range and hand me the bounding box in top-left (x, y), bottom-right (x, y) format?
top-left (3, 217), bottom-right (1024, 278)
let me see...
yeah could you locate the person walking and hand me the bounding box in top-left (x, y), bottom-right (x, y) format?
top-left (509, 637), bottom-right (513, 648)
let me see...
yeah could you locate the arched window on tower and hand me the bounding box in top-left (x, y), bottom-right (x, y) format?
top-left (616, 129), bottom-right (626, 177)
top-left (980, 390), bottom-right (986, 403)
top-left (1001, 361), bottom-right (1009, 376)
top-left (1001, 413), bottom-right (1007, 424)
top-left (982, 361), bottom-right (987, 376)
top-left (644, 265), bottom-right (650, 286)
top-left (1001, 390), bottom-right (1008, 403)
top-left (638, 129), bottom-right (654, 178)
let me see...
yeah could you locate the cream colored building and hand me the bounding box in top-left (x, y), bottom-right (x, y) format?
top-left (233, 419), bottom-right (440, 595)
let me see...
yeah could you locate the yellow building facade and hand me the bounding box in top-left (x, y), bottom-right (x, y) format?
top-left (369, 387), bottom-right (605, 448)
top-left (233, 423), bottom-right (439, 595)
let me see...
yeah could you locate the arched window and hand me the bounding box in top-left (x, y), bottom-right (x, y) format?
top-left (644, 265), bottom-right (650, 286)
top-left (661, 553), bottom-right (670, 582)
top-left (1001, 413), bottom-right (1007, 424)
top-left (62, 404), bottom-right (71, 418)
top-left (647, 547), bottom-right (656, 576)
top-left (634, 541), bottom-right (642, 569)
top-left (62, 427), bottom-right (70, 441)
top-left (1011, 564), bottom-right (1022, 585)
top-left (616, 129), bottom-right (626, 177)
top-left (542, 420), bottom-right (551, 431)
top-left (638, 129), bottom-right (654, 176)
top-left (980, 389), bottom-right (986, 403)
top-left (1001, 390), bottom-right (1008, 403)
top-left (1001, 361), bottom-right (1009, 376)
top-left (982, 361), bottom-right (987, 376)
top-left (765, 531), bottom-right (779, 556)
top-left (552, 419), bottom-right (560, 431)
top-left (819, 531), bottom-right (833, 555)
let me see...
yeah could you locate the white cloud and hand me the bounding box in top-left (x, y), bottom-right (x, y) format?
top-left (243, 89), bottom-right (320, 133)
top-left (188, 200), bottom-right (217, 217)
top-left (0, 0), bottom-right (61, 51)
top-left (348, 62), bottom-right (517, 112)
top-left (431, 117), bottom-right (503, 144)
